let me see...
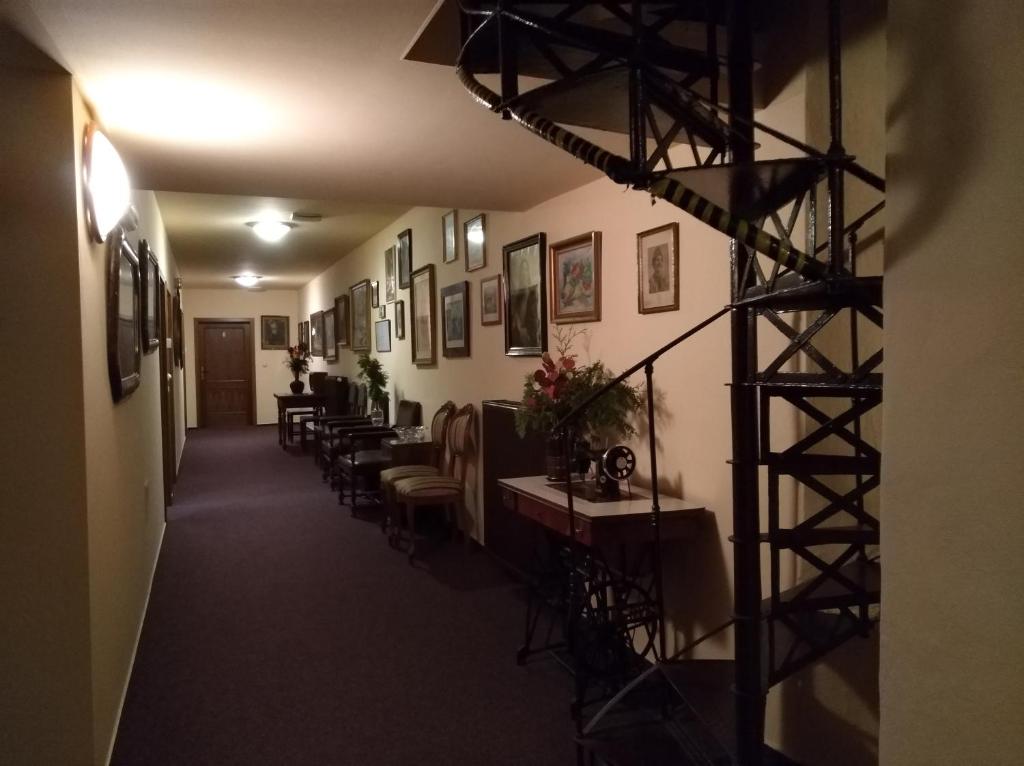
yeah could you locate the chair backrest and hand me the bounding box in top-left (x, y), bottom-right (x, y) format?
top-left (326, 376), bottom-right (349, 415)
top-left (429, 401), bottom-right (457, 467)
top-left (309, 371), bottom-right (328, 395)
top-left (395, 400), bottom-right (422, 427)
top-left (348, 383), bottom-right (359, 414)
top-left (356, 384), bottom-right (367, 415)
top-left (445, 404), bottom-right (476, 484)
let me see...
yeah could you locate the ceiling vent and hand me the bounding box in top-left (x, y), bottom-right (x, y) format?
top-left (291, 211), bottom-right (323, 223)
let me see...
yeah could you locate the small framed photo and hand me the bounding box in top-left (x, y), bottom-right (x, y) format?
top-left (261, 314), bottom-right (289, 350)
top-left (550, 231), bottom-right (601, 323)
top-left (334, 295), bottom-right (350, 348)
top-left (441, 281), bottom-right (470, 358)
top-left (350, 279), bottom-right (372, 352)
top-left (464, 213), bottom-right (486, 272)
top-left (410, 264), bottom-right (436, 366)
top-left (299, 320), bottom-right (310, 349)
top-left (310, 310), bottom-right (325, 356)
top-left (503, 232), bottom-right (547, 356)
top-left (371, 280), bottom-right (380, 308)
top-left (480, 275), bottom-right (502, 326)
top-left (107, 230), bottom-right (142, 401)
top-left (637, 222), bottom-right (680, 314)
top-left (378, 304), bottom-right (386, 320)
top-left (139, 239), bottom-right (160, 354)
top-left (384, 246), bottom-right (397, 303)
top-left (323, 307), bottom-right (337, 361)
top-left (375, 319), bottom-right (392, 353)
top-left (173, 289), bottom-right (183, 368)
top-left (442, 209), bottom-right (458, 264)
top-left (397, 228), bottom-right (413, 289)
top-left (394, 299), bottom-right (406, 339)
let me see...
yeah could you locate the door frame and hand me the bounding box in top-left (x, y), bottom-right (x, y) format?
top-left (194, 317), bottom-right (256, 428)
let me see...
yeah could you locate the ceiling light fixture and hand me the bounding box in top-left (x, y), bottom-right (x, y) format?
top-left (247, 219), bottom-right (296, 243)
top-left (234, 274), bottom-right (262, 288)
top-left (82, 123), bottom-right (131, 243)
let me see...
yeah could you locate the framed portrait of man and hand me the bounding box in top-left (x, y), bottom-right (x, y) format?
top-left (350, 280), bottom-right (372, 352)
top-left (637, 222), bottom-right (680, 314)
top-left (261, 315), bottom-right (289, 350)
top-left (502, 232), bottom-right (547, 356)
top-left (440, 280), bottom-right (469, 358)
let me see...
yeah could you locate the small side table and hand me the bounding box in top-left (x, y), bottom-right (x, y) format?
top-left (381, 436), bottom-right (435, 467)
top-left (273, 393), bottom-right (326, 448)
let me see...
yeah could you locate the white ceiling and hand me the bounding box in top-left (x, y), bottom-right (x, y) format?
top-left (10, 0), bottom-right (602, 287)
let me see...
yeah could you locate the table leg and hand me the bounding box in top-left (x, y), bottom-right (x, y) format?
top-left (278, 405), bottom-right (286, 448)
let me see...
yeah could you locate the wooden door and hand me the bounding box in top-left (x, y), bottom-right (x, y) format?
top-left (195, 319), bottom-right (255, 427)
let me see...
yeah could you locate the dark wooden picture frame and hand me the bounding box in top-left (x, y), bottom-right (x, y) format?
top-left (550, 231), bottom-right (601, 323)
top-left (310, 310), bottom-right (325, 357)
top-left (464, 213), bottom-right (486, 272)
top-left (503, 232), bottom-right (547, 356)
top-left (441, 281), bottom-right (470, 358)
top-left (334, 295), bottom-right (350, 348)
top-left (299, 320), bottom-right (310, 349)
top-left (409, 264), bottom-right (436, 366)
top-left (350, 279), bottom-right (372, 352)
top-left (107, 229), bottom-right (142, 401)
top-left (442, 209), bottom-right (458, 264)
top-left (323, 307), bottom-right (337, 361)
top-left (375, 320), bottom-right (392, 353)
top-left (637, 222), bottom-right (680, 314)
top-left (371, 280), bottom-right (380, 308)
top-left (173, 288), bottom-right (183, 368)
top-left (384, 246), bottom-right (397, 303)
top-left (394, 299), bottom-right (406, 339)
top-left (139, 239), bottom-right (160, 354)
top-left (260, 315), bottom-right (289, 350)
top-left (480, 274), bottom-right (502, 326)
top-left (397, 228), bottom-right (413, 289)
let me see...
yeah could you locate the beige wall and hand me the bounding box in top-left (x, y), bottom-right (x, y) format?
top-left (881, 2), bottom-right (1024, 763)
top-left (184, 288), bottom-right (301, 427)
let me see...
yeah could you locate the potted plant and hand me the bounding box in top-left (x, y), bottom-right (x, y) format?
top-left (516, 328), bottom-right (642, 480)
top-left (284, 343), bottom-right (312, 393)
top-left (357, 352), bottom-right (390, 423)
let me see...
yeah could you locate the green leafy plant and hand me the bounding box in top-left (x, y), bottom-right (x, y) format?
top-left (284, 343), bottom-right (311, 375)
top-left (357, 352), bottom-right (390, 407)
top-left (515, 327), bottom-right (641, 445)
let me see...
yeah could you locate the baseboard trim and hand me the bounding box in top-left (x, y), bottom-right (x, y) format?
top-left (103, 520), bottom-right (166, 766)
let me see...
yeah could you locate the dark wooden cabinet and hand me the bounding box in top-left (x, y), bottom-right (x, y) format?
top-left (482, 399), bottom-right (547, 577)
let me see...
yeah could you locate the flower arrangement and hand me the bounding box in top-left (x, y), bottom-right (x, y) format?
top-left (357, 352), bottom-right (390, 407)
top-left (284, 343), bottom-right (311, 376)
top-left (515, 328), bottom-right (642, 446)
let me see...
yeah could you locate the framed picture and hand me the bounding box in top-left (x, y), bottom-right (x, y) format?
top-left (299, 320), bottom-right (310, 349)
top-left (173, 288), bottom-right (183, 368)
top-left (480, 275), bottom-right (502, 326)
top-left (637, 222), bottom-right (680, 314)
top-left (410, 264), bottom-right (436, 366)
top-left (375, 320), bottom-right (392, 353)
top-left (139, 239), bottom-right (160, 354)
top-left (371, 280), bottom-right (380, 308)
top-left (464, 213), bottom-right (486, 272)
top-left (323, 307), bottom-right (337, 361)
top-left (261, 314), bottom-right (289, 350)
top-left (107, 229), bottom-right (141, 401)
top-left (441, 281), bottom-right (470, 358)
top-left (334, 295), bottom-right (350, 348)
top-left (394, 299), bottom-right (406, 339)
top-left (378, 304), bottom-right (386, 320)
top-left (397, 228), bottom-right (412, 289)
top-left (350, 279), bottom-right (372, 352)
top-left (384, 246), bottom-right (397, 303)
top-left (442, 209), bottom-right (458, 264)
top-left (550, 231), bottom-right (601, 323)
top-left (503, 233), bottom-right (547, 356)
top-left (310, 310), bottom-right (324, 356)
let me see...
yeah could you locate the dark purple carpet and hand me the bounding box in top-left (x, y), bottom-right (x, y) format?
top-left (111, 426), bottom-right (574, 765)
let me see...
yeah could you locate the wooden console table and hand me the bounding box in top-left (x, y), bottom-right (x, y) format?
top-left (273, 392), bottom-right (325, 448)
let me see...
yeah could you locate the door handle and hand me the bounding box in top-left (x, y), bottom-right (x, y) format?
top-left (200, 365), bottom-right (206, 381)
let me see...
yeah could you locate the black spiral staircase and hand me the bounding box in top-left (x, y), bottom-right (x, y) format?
top-left (424, 1), bottom-right (885, 763)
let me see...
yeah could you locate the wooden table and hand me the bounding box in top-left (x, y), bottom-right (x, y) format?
top-left (382, 436), bottom-right (435, 467)
top-left (273, 393), bottom-right (325, 448)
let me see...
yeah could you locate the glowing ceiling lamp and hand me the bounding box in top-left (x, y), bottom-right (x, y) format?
top-left (82, 123), bottom-right (131, 243)
top-left (247, 219), bottom-right (296, 243)
top-left (234, 274), bottom-right (262, 288)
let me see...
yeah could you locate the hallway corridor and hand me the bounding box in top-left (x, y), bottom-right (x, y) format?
top-left (112, 427), bottom-right (574, 765)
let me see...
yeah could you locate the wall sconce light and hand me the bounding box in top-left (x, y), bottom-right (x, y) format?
top-left (246, 219), bottom-right (295, 243)
top-left (83, 123), bottom-right (131, 243)
top-left (233, 273), bottom-right (262, 288)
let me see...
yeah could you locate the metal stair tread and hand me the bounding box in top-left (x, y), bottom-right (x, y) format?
top-left (765, 559), bottom-right (881, 614)
top-left (759, 525), bottom-right (880, 547)
top-left (763, 452), bottom-right (880, 475)
top-left (750, 372), bottom-right (883, 394)
top-left (737, 275), bottom-right (883, 311)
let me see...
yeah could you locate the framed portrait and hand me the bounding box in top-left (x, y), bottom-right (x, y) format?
top-left (173, 289), bottom-right (183, 368)
top-left (503, 233), bottom-right (547, 356)
top-left (299, 320), bottom-right (310, 349)
top-left (441, 281), bottom-right (470, 358)
top-left (397, 228), bottom-right (413, 289)
top-left (410, 264), bottom-right (436, 366)
top-left (310, 310), bottom-right (325, 356)
top-left (464, 213), bottom-right (486, 272)
top-left (139, 239), bottom-right (160, 354)
top-left (107, 229), bottom-right (141, 401)
top-left (550, 231), bottom-right (601, 323)
top-left (384, 246), bottom-right (397, 303)
top-left (442, 209), bottom-right (458, 264)
top-left (637, 222), bottom-right (680, 314)
top-left (350, 279), bottom-right (372, 352)
top-left (394, 299), bottom-right (406, 339)
top-left (261, 315), bottom-right (289, 350)
top-left (371, 280), bottom-right (380, 308)
top-left (375, 320), bottom-right (392, 353)
top-left (480, 275), bottom-right (502, 326)
top-left (334, 295), bottom-right (350, 348)
top-left (323, 307), bottom-right (337, 361)
top-left (378, 304), bottom-right (386, 320)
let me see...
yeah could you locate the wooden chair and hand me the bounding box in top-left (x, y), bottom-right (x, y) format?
top-left (380, 401), bottom-right (455, 534)
top-left (392, 403), bottom-right (475, 562)
top-left (322, 399), bottom-right (421, 487)
top-left (301, 376), bottom-right (349, 452)
top-left (335, 427), bottom-right (398, 512)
